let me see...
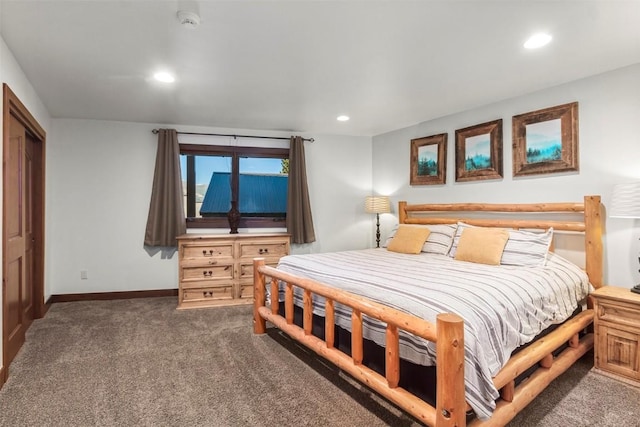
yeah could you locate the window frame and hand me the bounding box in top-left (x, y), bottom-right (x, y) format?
top-left (180, 143), bottom-right (289, 229)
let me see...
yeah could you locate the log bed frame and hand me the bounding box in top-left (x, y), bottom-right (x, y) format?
top-left (253, 195), bottom-right (603, 426)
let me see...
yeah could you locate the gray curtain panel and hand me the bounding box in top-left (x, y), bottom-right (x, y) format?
top-left (144, 129), bottom-right (186, 247)
top-left (286, 136), bottom-right (316, 244)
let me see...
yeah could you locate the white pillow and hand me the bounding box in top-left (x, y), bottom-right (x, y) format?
top-left (501, 227), bottom-right (554, 266)
top-left (448, 222), bottom-right (553, 267)
top-left (383, 224), bottom-right (457, 256)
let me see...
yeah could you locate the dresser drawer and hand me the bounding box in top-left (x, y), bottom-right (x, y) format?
top-left (181, 263), bottom-right (233, 282)
top-left (182, 243), bottom-right (233, 260)
top-left (239, 240), bottom-right (288, 259)
top-left (239, 261), bottom-right (279, 280)
top-left (238, 281), bottom-right (254, 300)
top-left (598, 300), bottom-right (640, 329)
top-left (182, 286), bottom-right (234, 302)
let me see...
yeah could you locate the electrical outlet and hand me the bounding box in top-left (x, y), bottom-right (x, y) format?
top-left (80, 270), bottom-right (88, 280)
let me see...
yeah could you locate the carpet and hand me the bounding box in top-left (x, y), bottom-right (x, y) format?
top-left (0, 297), bottom-right (638, 426)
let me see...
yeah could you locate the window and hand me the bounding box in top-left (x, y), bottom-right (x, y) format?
top-left (180, 144), bottom-right (289, 229)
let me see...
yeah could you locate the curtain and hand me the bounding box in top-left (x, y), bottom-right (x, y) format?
top-left (144, 129), bottom-right (186, 247)
top-left (286, 136), bottom-right (316, 243)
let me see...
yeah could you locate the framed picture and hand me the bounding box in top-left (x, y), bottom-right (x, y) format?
top-left (512, 102), bottom-right (578, 177)
top-left (410, 133), bottom-right (447, 185)
top-left (455, 119), bottom-right (503, 182)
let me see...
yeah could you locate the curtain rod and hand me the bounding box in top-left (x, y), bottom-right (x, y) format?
top-left (151, 129), bottom-right (314, 143)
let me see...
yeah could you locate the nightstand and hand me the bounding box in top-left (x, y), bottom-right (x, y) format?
top-left (592, 285), bottom-right (640, 387)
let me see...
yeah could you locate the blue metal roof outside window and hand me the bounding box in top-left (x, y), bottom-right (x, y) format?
top-left (200, 172), bottom-right (288, 216)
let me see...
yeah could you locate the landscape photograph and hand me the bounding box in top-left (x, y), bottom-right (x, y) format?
top-left (464, 133), bottom-right (491, 171)
top-left (525, 118), bottom-right (562, 164)
top-left (417, 143), bottom-right (439, 176)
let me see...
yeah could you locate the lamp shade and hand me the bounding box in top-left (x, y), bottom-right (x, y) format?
top-left (365, 196), bottom-right (391, 214)
top-left (610, 182), bottom-right (640, 218)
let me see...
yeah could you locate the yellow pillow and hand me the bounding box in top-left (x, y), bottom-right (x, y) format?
top-left (387, 225), bottom-right (432, 254)
top-left (454, 227), bottom-right (509, 265)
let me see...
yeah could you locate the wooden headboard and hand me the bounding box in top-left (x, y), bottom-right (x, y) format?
top-left (398, 195), bottom-right (603, 289)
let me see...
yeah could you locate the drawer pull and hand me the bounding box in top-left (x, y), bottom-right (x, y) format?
top-left (259, 248), bottom-right (269, 254)
top-left (202, 249), bottom-right (215, 257)
top-left (203, 291), bottom-right (213, 298)
top-left (208, 260), bottom-right (217, 265)
top-left (203, 271), bottom-right (213, 277)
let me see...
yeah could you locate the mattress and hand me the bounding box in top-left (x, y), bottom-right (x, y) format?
top-left (270, 249), bottom-right (590, 419)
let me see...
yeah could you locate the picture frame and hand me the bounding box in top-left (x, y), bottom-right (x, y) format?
top-left (410, 133), bottom-right (447, 185)
top-left (455, 119), bottom-right (503, 182)
top-left (512, 102), bottom-right (579, 177)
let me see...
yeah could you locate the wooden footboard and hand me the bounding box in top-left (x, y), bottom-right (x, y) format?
top-left (254, 258), bottom-right (466, 426)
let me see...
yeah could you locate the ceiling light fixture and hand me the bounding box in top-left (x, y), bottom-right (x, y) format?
top-left (177, 11), bottom-right (200, 29)
top-left (153, 72), bottom-right (175, 83)
top-left (524, 33), bottom-right (552, 49)
top-left (337, 115), bottom-right (350, 122)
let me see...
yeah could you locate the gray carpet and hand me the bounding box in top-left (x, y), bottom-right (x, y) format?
top-left (0, 297), bottom-right (638, 426)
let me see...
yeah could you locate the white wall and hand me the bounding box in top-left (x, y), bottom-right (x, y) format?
top-left (1, 37), bottom-right (52, 296)
top-left (298, 133), bottom-right (374, 254)
top-left (47, 119), bottom-right (373, 294)
top-left (373, 63), bottom-right (640, 288)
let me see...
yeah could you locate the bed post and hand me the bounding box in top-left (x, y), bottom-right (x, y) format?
top-left (436, 313), bottom-right (466, 427)
top-left (584, 195), bottom-right (603, 289)
top-left (399, 201), bottom-right (408, 225)
top-left (253, 258), bottom-right (267, 334)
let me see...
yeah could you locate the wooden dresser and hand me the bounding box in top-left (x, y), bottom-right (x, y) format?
top-left (592, 285), bottom-right (640, 386)
top-left (177, 233), bottom-right (290, 309)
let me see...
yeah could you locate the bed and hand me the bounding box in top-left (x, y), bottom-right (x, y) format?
top-left (252, 196), bottom-right (603, 427)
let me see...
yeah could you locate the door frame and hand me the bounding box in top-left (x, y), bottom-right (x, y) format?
top-left (2, 84), bottom-right (46, 386)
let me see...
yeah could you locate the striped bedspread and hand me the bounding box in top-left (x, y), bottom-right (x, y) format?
top-left (272, 249), bottom-right (589, 420)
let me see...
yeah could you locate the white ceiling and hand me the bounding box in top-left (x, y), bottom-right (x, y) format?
top-left (1, 1), bottom-right (639, 136)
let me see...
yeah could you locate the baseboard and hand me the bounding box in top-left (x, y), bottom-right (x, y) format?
top-left (43, 300), bottom-right (52, 315)
top-left (0, 365), bottom-right (6, 390)
top-left (48, 289), bottom-right (178, 303)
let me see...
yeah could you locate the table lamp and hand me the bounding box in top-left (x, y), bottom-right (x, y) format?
top-left (365, 196), bottom-right (391, 248)
top-left (610, 181), bottom-right (640, 293)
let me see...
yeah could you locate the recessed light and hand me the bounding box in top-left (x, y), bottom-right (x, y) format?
top-left (524, 33), bottom-right (552, 49)
top-left (153, 72), bottom-right (175, 83)
top-left (337, 115), bottom-right (350, 122)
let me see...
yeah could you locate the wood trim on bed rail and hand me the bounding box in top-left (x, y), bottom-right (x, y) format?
top-left (492, 310), bottom-right (593, 391)
top-left (403, 202), bottom-right (585, 213)
top-left (253, 258), bottom-right (465, 426)
top-left (403, 217), bottom-right (586, 232)
top-left (468, 334), bottom-right (593, 427)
